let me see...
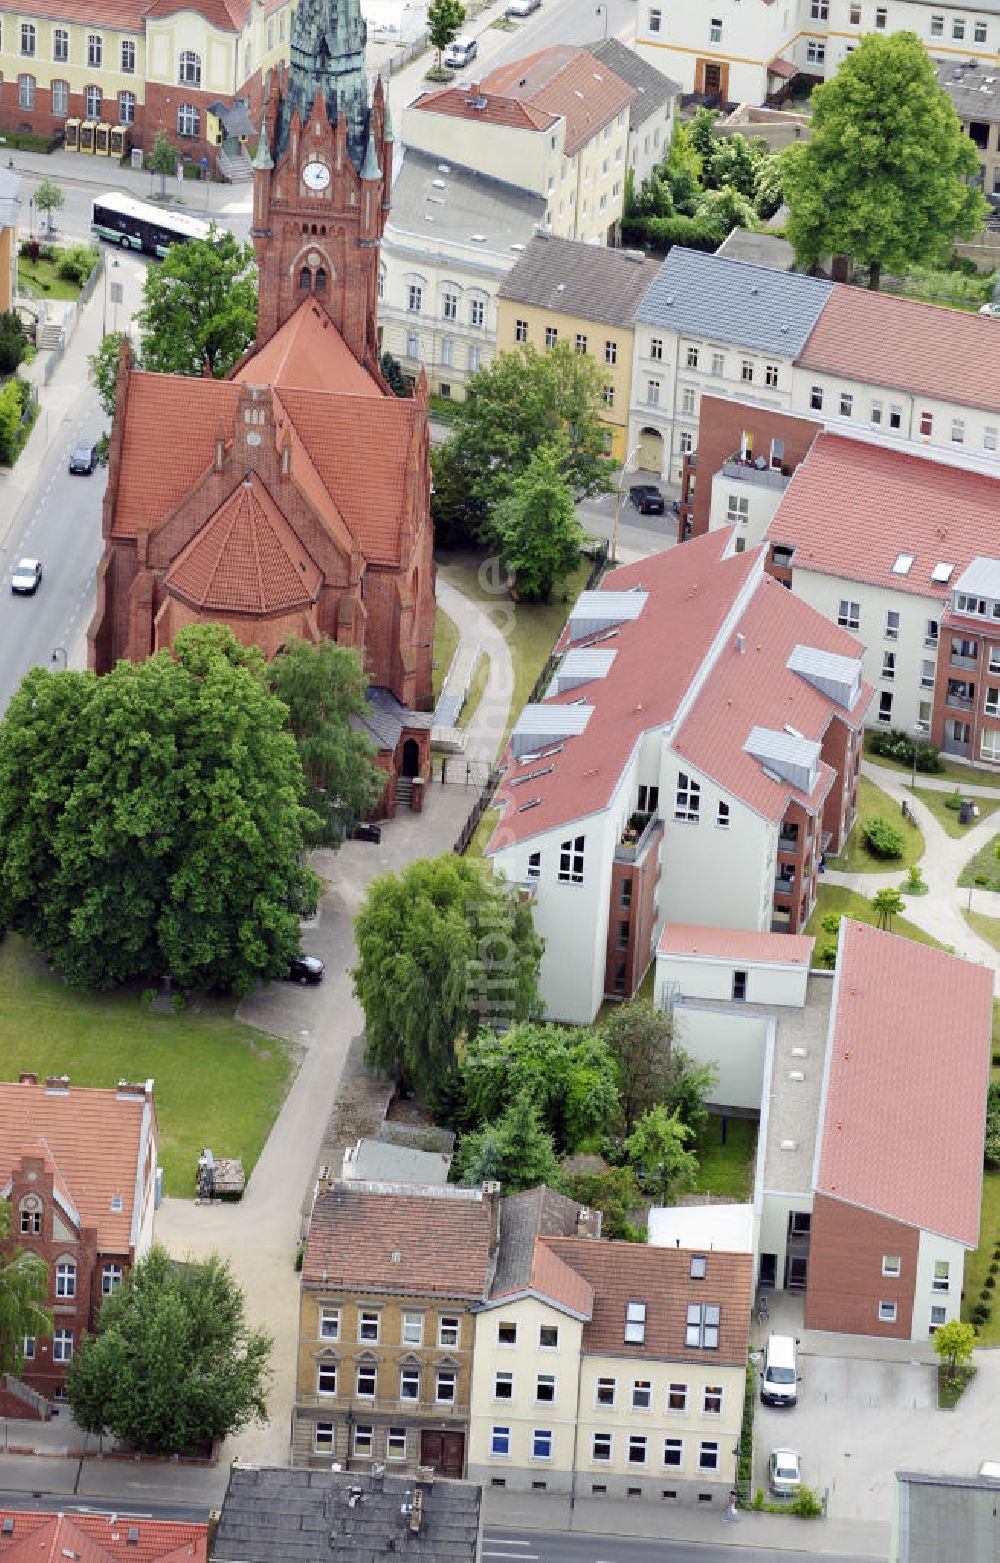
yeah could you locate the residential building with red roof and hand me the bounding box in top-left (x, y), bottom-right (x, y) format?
top-left (467, 1229), bottom-right (752, 1508)
top-left (0, 1508), bottom-right (205, 1561)
top-left (486, 529), bottom-right (871, 1023)
top-left (0, 1074), bottom-right (158, 1410)
top-left (89, 1), bottom-right (437, 812)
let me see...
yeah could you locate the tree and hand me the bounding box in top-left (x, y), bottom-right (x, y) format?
top-left (0, 310), bottom-right (27, 376)
top-left (624, 1104), bottom-right (698, 1204)
top-left (932, 1318), bottom-right (976, 1377)
top-left (266, 637), bottom-right (386, 846)
top-left (871, 887), bottom-right (904, 931)
top-left (66, 1246), bottom-right (271, 1455)
top-left (601, 1002), bottom-right (716, 1138)
top-left (0, 623), bottom-right (320, 993)
top-left (456, 1092), bottom-right (561, 1192)
top-left (435, 343), bottom-right (614, 546)
top-left (147, 129), bottom-right (179, 199)
top-left (0, 1202), bottom-right (51, 1377)
top-left (33, 178), bottom-right (64, 236)
top-left (0, 377), bottom-right (24, 466)
top-left (564, 1165), bottom-right (645, 1241)
top-left (137, 228), bottom-right (257, 377)
top-left (379, 349), bottom-right (409, 396)
top-left (781, 32), bottom-right (987, 289)
top-left (462, 1021), bottom-right (619, 1154)
top-left (427, 0), bottom-right (466, 64)
top-left (88, 332), bottom-right (128, 419)
top-left (353, 855), bottom-right (543, 1104)
top-left (497, 441), bottom-right (584, 603)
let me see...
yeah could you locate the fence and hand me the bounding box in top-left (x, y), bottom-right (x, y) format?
top-left (453, 765), bottom-right (502, 855)
top-left (41, 256), bottom-right (100, 386)
top-left (376, 0), bottom-right (501, 76)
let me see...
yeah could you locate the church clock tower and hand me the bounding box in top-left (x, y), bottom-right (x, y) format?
top-left (251, 0), bottom-right (392, 366)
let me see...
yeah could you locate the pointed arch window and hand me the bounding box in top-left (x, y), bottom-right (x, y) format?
top-left (315, 267), bottom-right (327, 293)
top-left (299, 266), bottom-right (311, 290)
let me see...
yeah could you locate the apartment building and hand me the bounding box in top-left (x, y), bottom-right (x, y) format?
top-left (635, 0), bottom-right (1000, 103)
top-left (485, 531), bottom-right (870, 1024)
top-left (496, 234), bottom-right (659, 460)
top-left (930, 557), bottom-right (1000, 765)
top-left (940, 58), bottom-right (1000, 204)
top-left (467, 1233), bottom-right (751, 1507)
top-left (403, 47), bottom-right (634, 246)
top-left (588, 36), bottom-right (680, 188)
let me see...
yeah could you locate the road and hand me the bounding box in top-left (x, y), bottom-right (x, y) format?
top-left (482, 1531), bottom-right (877, 1563)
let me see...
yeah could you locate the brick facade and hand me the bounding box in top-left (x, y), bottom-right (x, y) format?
top-left (804, 1193), bottom-right (917, 1339)
top-left (603, 821), bottom-right (662, 1000)
top-left (930, 604), bottom-right (1000, 770)
top-left (682, 396), bottom-right (821, 540)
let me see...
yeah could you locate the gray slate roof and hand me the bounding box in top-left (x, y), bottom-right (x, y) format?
top-left (388, 148), bottom-right (545, 254)
top-left (498, 232), bottom-right (659, 326)
top-left (212, 1467), bottom-right (483, 1563)
top-left (354, 686), bottom-right (434, 753)
top-left (587, 36), bottom-right (681, 128)
top-left (895, 1471), bottom-right (1000, 1563)
top-left (938, 61), bottom-right (1000, 125)
top-left (342, 1137), bottom-right (451, 1184)
top-left (490, 1185), bottom-right (599, 1298)
top-left (635, 245), bottom-right (833, 357)
top-left (715, 228), bottom-right (795, 271)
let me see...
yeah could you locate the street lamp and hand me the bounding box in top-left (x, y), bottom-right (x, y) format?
top-left (101, 256), bottom-right (121, 338)
top-left (611, 444), bottom-right (641, 563)
top-left (595, 3), bottom-right (610, 36)
top-left (909, 723), bottom-right (924, 791)
top-left (51, 647), bottom-right (67, 669)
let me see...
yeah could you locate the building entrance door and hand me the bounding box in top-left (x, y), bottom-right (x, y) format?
top-left (420, 1429), bottom-right (465, 1477)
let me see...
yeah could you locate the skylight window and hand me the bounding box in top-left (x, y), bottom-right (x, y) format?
top-left (624, 1301), bottom-right (647, 1344)
top-left (932, 562), bottom-right (955, 584)
top-left (891, 553), bottom-right (914, 575)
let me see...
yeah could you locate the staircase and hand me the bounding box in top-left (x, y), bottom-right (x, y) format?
top-left (218, 138), bottom-right (253, 183)
top-left (1, 1374), bottom-right (51, 1421)
top-left (395, 776), bottom-right (414, 811)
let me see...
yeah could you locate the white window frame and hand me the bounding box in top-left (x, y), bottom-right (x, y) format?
top-left (879, 1299), bottom-right (897, 1322)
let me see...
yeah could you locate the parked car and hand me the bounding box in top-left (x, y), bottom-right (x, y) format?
top-left (69, 442), bottom-right (97, 475)
top-left (629, 483), bottom-right (665, 515)
top-left (760, 1332), bottom-right (799, 1407)
top-left (10, 558), bottom-right (42, 595)
top-left (979, 302), bottom-right (1000, 318)
top-left (506, 0), bottom-right (541, 14)
top-left (351, 822), bottom-right (383, 843)
top-left (443, 35), bottom-right (478, 67)
top-left (768, 1448), bottom-right (802, 1498)
top-left (287, 954), bottom-right (325, 984)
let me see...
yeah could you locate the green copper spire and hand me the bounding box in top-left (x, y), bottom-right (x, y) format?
top-left (277, 0), bottom-right (370, 169)
top-left (253, 117), bottom-right (273, 170)
top-left (360, 131), bottom-right (381, 182)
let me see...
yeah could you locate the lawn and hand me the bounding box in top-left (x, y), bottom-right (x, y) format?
top-left (865, 737), bottom-right (1000, 791)
top-left (460, 651), bottom-right (489, 730)
top-left (436, 550), bottom-right (596, 743)
top-left (913, 787), bottom-right (1000, 840)
top-left (693, 1115), bottom-right (757, 1201)
top-left (432, 605), bottom-right (460, 704)
top-left (17, 254), bottom-right (88, 302)
top-left (0, 936), bottom-right (296, 1197)
top-left (805, 884), bottom-right (947, 951)
top-left (959, 834), bottom-right (1000, 893)
top-left (827, 775), bottom-right (924, 873)
top-left (965, 910), bottom-right (1000, 955)
top-left (963, 1165), bottom-right (1000, 1347)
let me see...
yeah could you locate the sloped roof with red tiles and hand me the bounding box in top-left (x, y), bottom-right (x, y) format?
top-left (767, 433), bottom-right (1000, 601)
top-left (113, 373), bottom-right (242, 540)
top-left (0, 1080), bottom-right (153, 1251)
top-left (673, 570), bottom-right (872, 823)
top-left (480, 45), bottom-right (580, 96)
top-left (407, 85), bottom-right (558, 134)
top-left (0, 1511), bottom-right (206, 1563)
top-left (11, 0), bottom-right (146, 23)
top-left (528, 1240), bottom-right (594, 1318)
top-left (540, 1237), bottom-right (752, 1366)
top-left (302, 1182), bottom-right (495, 1299)
top-left (234, 300), bottom-right (382, 397)
top-left (816, 920), bottom-right (993, 1246)
top-left (658, 924), bottom-right (815, 965)
top-left (143, 0), bottom-right (252, 29)
top-left (796, 285), bottom-right (1000, 415)
top-left (485, 48), bottom-right (636, 158)
top-left (487, 532), bottom-right (756, 852)
top-left (164, 476), bottom-right (322, 613)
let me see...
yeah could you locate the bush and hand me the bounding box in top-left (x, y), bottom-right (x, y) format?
top-left (863, 816), bottom-right (906, 859)
top-left (868, 729), bottom-right (942, 772)
top-left (945, 790), bottom-right (963, 811)
top-left (55, 243), bottom-right (98, 286)
top-left (986, 1274), bottom-right (996, 1291)
top-left (789, 1485), bottom-right (824, 1518)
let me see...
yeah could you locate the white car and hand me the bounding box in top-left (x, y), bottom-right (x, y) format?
top-left (979, 302), bottom-right (1000, 318)
top-left (768, 1447), bottom-right (802, 1497)
top-left (443, 36), bottom-right (478, 67)
top-left (11, 558), bottom-right (42, 595)
top-left (507, 0), bottom-right (541, 15)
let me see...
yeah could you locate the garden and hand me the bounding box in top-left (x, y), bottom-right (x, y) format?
top-left (826, 774), bottom-right (924, 873)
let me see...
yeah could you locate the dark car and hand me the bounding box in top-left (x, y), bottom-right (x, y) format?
top-left (10, 558), bottom-right (42, 595)
top-left (288, 954), bottom-right (325, 984)
top-left (351, 822), bottom-right (383, 843)
top-left (69, 443), bottom-right (97, 475)
top-left (629, 483), bottom-right (665, 514)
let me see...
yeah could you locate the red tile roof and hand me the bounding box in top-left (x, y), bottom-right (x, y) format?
top-left (768, 433), bottom-right (1000, 600)
top-left (302, 1183), bottom-right (496, 1299)
top-left (540, 1237), bottom-right (752, 1366)
top-left (164, 476), bottom-right (322, 613)
top-left (483, 48), bottom-right (636, 158)
top-left (767, 56), bottom-right (798, 78)
top-left (797, 285), bottom-right (1000, 416)
top-left (407, 86), bottom-right (558, 135)
top-left (235, 300), bottom-right (381, 398)
top-left (658, 924), bottom-right (815, 964)
top-left (480, 45), bottom-right (579, 95)
top-left (0, 1080), bottom-right (153, 1251)
top-left (15, 0), bottom-right (249, 25)
top-left (816, 921), bottom-right (993, 1246)
top-left (143, 0), bottom-right (251, 28)
top-left (114, 374), bottom-right (241, 540)
top-left (673, 571), bottom-right (871, 822)
top-left (528, 1240), bottom-right (594, 1318)
top-left (0, 1512), bottom-right (206, 1563)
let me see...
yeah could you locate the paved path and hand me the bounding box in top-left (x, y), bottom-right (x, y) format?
top-left (821, 760), bottom-right (1000, 973)
top-left (436, 573), bottom-right (515, 764)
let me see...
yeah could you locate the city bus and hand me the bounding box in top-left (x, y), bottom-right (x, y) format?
top-left (91, 192), bottom-right (210, 259)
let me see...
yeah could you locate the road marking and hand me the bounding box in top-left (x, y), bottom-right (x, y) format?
top-left (482, 1543), bottom-right (533, 1549)
top-left (483, 1554), bottom-right (537, 1561)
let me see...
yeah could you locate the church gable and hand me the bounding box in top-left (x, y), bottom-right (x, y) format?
top-left (233, 298), bottom-right (382, 397)
top-left (164, 475), bottom-right (323, 616)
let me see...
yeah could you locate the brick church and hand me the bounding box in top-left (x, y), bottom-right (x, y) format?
top-left (88, 0), bottom-right (436, 812)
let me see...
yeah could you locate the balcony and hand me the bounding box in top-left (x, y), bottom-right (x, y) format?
top-left (720, 457), bottom-right (792, 494)
top-left (298, 1391), bottom-right (467, 1415)
top-left (615, 811), bottom-right (663, 864)
top-left (946, 693), bottom-right (974, 710)
top-left (950, 653), bottom-right (978, 671)
top-left (777, 831), bottom-right (800, 853)
top-left (773, 875), bottom-right (796, 898)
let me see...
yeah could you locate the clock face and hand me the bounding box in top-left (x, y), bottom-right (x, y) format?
top-left (302, 160), bottom-right (331, 192)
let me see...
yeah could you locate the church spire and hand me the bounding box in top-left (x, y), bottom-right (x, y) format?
top-left (276, 0), bottom-right (370, 169)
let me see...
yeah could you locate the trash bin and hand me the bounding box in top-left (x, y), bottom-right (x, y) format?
top-left (959, 799), bottom-right (974, 824)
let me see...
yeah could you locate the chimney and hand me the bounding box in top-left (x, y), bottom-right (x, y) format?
top-left (18, 1073), bottom-right (38, 1086)
top-left (116, 1079), bottom-right (153, 1101)
top-left (409, 1487), bottom-right (424, 1534)
top-left (483, 1180), bottom-right (502, 1254)
top-left (736, 634), bottom-right (746, 654)
top-left (44, 1075), bottom-right (69, 1094)
top-left (576, 1205), bottom-right (591, 1238)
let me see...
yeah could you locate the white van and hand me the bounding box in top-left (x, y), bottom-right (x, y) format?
top-left (443, 36), bottom-right (478, 68)
top-left (761, 1334), bottom-right (799, 1407)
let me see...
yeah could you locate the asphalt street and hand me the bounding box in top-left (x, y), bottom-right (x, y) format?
top-left (482, 1531), bottom-right (876, 1563)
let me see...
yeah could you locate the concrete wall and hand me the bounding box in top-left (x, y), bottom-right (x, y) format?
top-left (670, 1002), bottom-right (771, 1112)
top-left (657, 762), bottom-right (774, 933)
top-left (913, 1231), bottom-right (966, 1342)
top-left (657, 952), bottom-right (810, 1008)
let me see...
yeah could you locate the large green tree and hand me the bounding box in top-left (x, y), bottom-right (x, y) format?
top-left (781, 32), bottom-right (987, 288)
top-left (427, 0), bottom-right (466, 64)
top-left (88, 331), bottom-right (128, 419)
top-left (462, 1021), bottom-right (619, 1154)
top-left (0, 624), bottom-right (319, 993)
top-left (137, 227), bottom-right (257, 376)
top-left (66, 1247), bottom-right (271, 1455)
top-left (0, 311), bottom-right (28, 376)
top-left (267, 637), bottom-right (386, 845)
top-left (0, 1202), bottom-right (50, 1376)
top-left (435, 342), bottom-right (614, 546)
top-left (33, 178), bottom-right (64, 236)
top-left (354, 855), bottom-right (543, 1103)
top-left (498, 440), bottom-right (585, 604)
top-left (602, 1002), bottom-right (716, 1138)
top-left (456, 1091), bottom-right (561, 1192)
top-left (624, 1104), bottom-right (698, 1205)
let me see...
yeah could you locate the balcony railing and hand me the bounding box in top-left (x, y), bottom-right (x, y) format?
top-left (946, 694), bottom-right (974, 710)
top-left (615, 812), bottom-right (663, 864)
top-left (777, 832), bottom-right (799, 853)
top-left (720, 457), bottom-right (792, 493)
top-left (298, 1391), bottom-right (467, 1415)
top-left (950, 653), bottom-right (978, 670)
top-left (773, 876), bottom-right (796, 898)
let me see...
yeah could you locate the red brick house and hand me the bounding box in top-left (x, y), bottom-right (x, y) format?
top-left (88, 5), bottom-right (436, 812)
top-left (0, 1075), bottom-right (158, 1410)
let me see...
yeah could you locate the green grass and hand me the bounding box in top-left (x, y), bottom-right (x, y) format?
top-left (805, 884), bottom-right (947, 951)
top-left (826, 775), bottom-right (925, 873)
top-left (460, 651), bottom-right (489, 730)
top-left (913, 787), bottom-right (1000, 839)
top-left (17, 256), bottom-right (86, 301)
top-left (865, 737), bottom-right (1000, 791)
top-left (963, 1168), bottom-right (1000, 1345)
top-left (432, 605), bottom-right (460, 704)
top-left (959, 834), bottom-right (1000, 893)
top-left (692, 1116), bottom-right (756, 1200)
top-left (965, 909), bottom-right (1000, 953)
top-left (436, 551), bottom-right (595, 744)
top-left (0, 936), bottom-right (296, 1197)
